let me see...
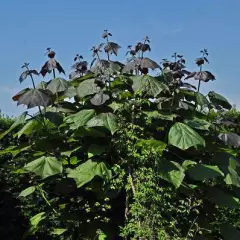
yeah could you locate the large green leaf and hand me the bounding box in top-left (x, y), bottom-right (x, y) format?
top-left (87, 113), bottom-right (119, 135)
top-left (0, 144), bottom-right (30, 157)
top-left (168, 122), bottom-right (205, 150)
top-left (220, 223), bottom-right (240, 240)
top-left (30, 212), bottom-right (46, 227)
top-left (47, 78), bottom-right (71, 94)
top-left (195, 92), bottom-right (209, 107)
top-left (14, 119), bottom-right (42, 138)
top-left (67, 160), bottom-right (112, 188)
top-left (24, 156), bottom-right (63, 179)
top-left (187, 164), bottom-right (224, 181)
top-left (19, 186), bottom-right (36, 197)
top-left (158, 159), bottom-right (185, 188)
top-left (65, 109), bottom-right (96, 130)
top-left (131, 75), bottom-right (168, 98)
top-left (184, 118), bottom-right (211, 131)
top-left (70, 73), bottom-right (96, 87)
top-left (225, 167), bottom-right (240, 187)
top-left (0, 111), bottom-right (27, 139)
top-left (135, 139), bottom-right (166, 155)
top-left (207, 187), bottom-right (240, 208)
top-left (76, 78), bottom-right (100, 98)
top-left (208, 91), bottom-right (232, 110)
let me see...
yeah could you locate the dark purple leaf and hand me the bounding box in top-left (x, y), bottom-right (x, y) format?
top-left (135, 43), bottom-right (151, 52)
top-left (56, 61), bottom-right (65, 75)
top-left (90, 58), bottom-right (97, 68)
top-left (185, 71), bottom-right (215, 82)
top-left (12, 88), bottom-right (30, 101)
top-left (102, 30), bottom-right (109, 39)
top-left (204, 57), bottom-right (209, 64)
top-left (123, 57), bottom-right (160, 73)
top-left (69, 71), bottom-right (81, 80)
top-left (17, 89), bottom-right (54, 109)
top-left (21, 63), bottom-right (29, 68)
top-left (218, 133), bottom-right (240, 148)
top-left (48, 51), bottom-right (56, 58)
top-left (30, 70), bottom-right (39, 76)
top-left (104, 42), bottom-right (121, 56)
top-left (19, 70), bottom-right (30, 83)
top-left (195, 58), bottom-right (204, 66)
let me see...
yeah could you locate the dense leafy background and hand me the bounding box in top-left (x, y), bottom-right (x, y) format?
top-left (1, 33), bottom-right (240, 240)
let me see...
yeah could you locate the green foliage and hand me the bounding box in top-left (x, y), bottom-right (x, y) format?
top-left (1, 32), bottom-right (240, 240)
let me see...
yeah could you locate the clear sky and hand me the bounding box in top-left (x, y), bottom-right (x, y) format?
top-left (0, 0), bottom-right (240, 116)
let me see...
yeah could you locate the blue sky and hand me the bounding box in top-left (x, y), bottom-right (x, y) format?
top-left (0, 0), bottom-right (240, 116)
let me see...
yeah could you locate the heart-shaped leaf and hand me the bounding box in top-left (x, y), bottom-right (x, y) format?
top-left (158, 159), bottom-right (185, 188)
top-left (208, 91), bottom-right (232, 110)
top-left (24, 156), bottom-right (63, 179)
top-left (64, 109), bottom-right (96, 130)
top-left (16, 89), bottom-right (54, 109)
top-left (168, 122), bottom-right (205, 150)
top-left (87, 112), bottom-right (119, 135)
top-left (67, 160), bottom-right (112, 188)
top-left (76, 78), bottom-right (100, 98)
top-left (47, 78), bottom-right (71, 94)
top-left (131, 75), bottom-right (168, 98)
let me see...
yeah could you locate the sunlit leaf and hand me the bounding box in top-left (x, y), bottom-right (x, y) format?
top-left (225, 167), bottom-right (240, 187)
top-left (208, 91), bottom-right (232, 110)
top-left (0, 144), bottom-right (30, 157)
top-left (51, 228), bottom-right (67, 236)
top-left (15, 119), bottom-right (43, 138)
top-left (168, 122), bottom-right (205, 150)
top-left (76, 78), bottom-right (100, 98)
top-left (64, 109), bottom-right (96, 130)
top-left (67, 160), bottom-right (112, 188)
top-left (24, 156), bottom-right (63, 179)
top-left (158, 159), bottom-right (185, 188)
top-left (87, 112), bottom-right (119, 135)
top-left (47, 78), bottom-right (71, 94)
top-left (131, 75), bottom-right (169, 98)
top-left (135, 139), bottom-right (166, 155)
top-left (19, 186), bottom-right (36, 197)
top-left (195, 92), bottom-right (209, 106)
top-left (0, 111), bottom-right (27, 139)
